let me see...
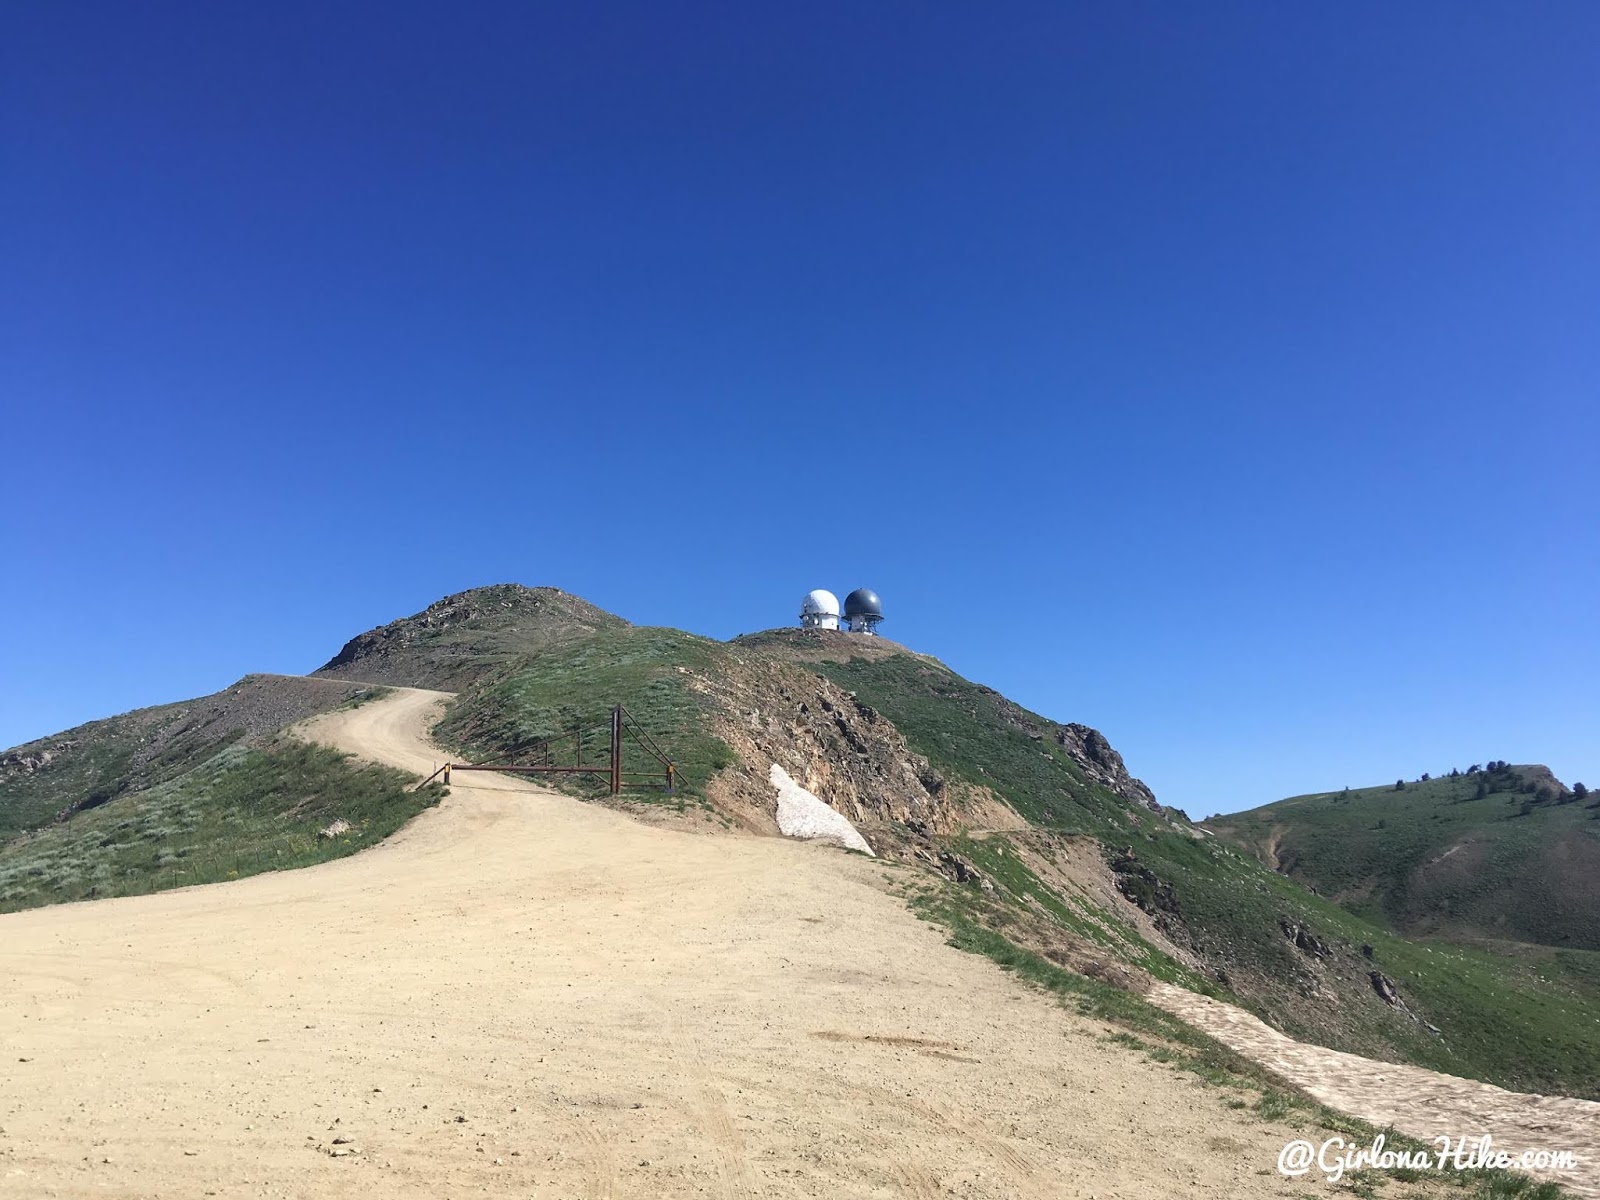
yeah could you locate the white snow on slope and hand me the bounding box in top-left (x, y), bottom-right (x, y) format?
top-left (769, 764), bottom-right (875, 856)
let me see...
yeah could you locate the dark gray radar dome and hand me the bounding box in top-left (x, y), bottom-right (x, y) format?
top-left (843, 588), bottom-right (883, 619)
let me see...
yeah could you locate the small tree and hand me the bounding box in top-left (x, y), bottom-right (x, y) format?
top-left (1467, 764), bottom-right (1481, 775)
top-left (1574, 782), bottom-right (1588, 800)
top-left (1394, 779), bottom-right (1406, 791)
top-left (1421, 772), bottom-right (1431, 782)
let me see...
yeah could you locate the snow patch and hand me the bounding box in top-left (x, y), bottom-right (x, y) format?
top-left (769, 764), bottom-right (874, 856)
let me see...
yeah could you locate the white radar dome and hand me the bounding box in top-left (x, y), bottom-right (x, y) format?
top-left (799, 589), bottom-right (842, 630)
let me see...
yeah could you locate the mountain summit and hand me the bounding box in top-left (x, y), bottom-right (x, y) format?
top-left (315, 584), bottom-right (627, 689)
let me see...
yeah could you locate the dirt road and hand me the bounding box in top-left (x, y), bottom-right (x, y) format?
top-left (2, 686), bottom-right (1352, 1199)
top-left (12, 686), bottom-right (1597, 1197)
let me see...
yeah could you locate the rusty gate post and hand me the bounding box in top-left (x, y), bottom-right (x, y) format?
top-left (609, 705), bottom-right (622, 795)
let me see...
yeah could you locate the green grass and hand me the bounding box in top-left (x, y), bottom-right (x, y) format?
top-left (1207, 770), bottom-right (1600, 950)
top-left (315, 584), bottom-right (631, 689)
top-left (339, 685), bottom-right (393, 710)
top-left (0, 702), bottom-right (229, 838)
top-left (435, 625), bottom-right (737, 801)
top-left (947, 832), bottom-right (1214, 988)
top-left (812, 655), bottom-right (1137, 831)
top-left (0, 740), bottom-right (444, 913)
top-left (1126, 823), bottom-right (1600, 1098)
top-left (1, 675), bottom-right (388, 839)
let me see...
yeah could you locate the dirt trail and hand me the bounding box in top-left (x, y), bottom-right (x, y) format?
top-left (1148, 984), bottom-right (1600, 1198)
top-left (0, 686), bottom-right (1582, 1199)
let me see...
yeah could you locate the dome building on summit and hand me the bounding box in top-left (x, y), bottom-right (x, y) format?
top-left (797, 587), bottom-right (884, 635)
top-left (843, 588), bottom-right (884, 636)
top-left (799, 589), bottom-right (841, 630)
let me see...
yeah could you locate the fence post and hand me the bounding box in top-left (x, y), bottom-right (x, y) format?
top-left (610, 705), bottom-right (622, 796)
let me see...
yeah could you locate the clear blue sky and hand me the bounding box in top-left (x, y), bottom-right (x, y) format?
top-left (3, 3), bottom-right (1596, 818)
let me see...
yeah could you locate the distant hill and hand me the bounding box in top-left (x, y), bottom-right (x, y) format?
top-left (0, 673), bottom-right (439, 911)
top-left (5, 586), bottom-right (1600, 1101)
top-left (0, 673), bottom-right (383, 838)
top-left (314, 584), bottom-right (626, 689)
top-left (1205, 766), bottom-right (1600, 951)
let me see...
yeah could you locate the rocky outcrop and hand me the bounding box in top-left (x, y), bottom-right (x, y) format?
top-left (1, 742), bottom-right (75, 776)
top-left (746, 629), bottom-right (1162, 820)
top-left (1280, 918), bottom-right (1333, 960)
top-left (937, 850), bottom-right (993, 891)
top-left (702, 657), bottom-right (951, 842)
top-left (953, 685), bottom-right (1159, 813)
top-left (1055, 724), bottom-right (1159, 812)
top-left (1108, 849), bottom-right (1180, 920)
top-left (1369, 970), bottom-right (1442, 1034)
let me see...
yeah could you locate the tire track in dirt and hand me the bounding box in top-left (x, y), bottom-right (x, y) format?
top-left (793, 1071), bottom-right (1052, 1198)
top-left (558, 1109), bottom-right (620, 1200)
top-left (660, 1005), bottom-right (761, 1199)
top-left (888, 1159), bottom-right (943, 1199)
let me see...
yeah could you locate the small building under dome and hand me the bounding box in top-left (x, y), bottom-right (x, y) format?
top-left (843, 588), bottom-right (884, 635)
top-left (799, 589), bottom-right (841, 630)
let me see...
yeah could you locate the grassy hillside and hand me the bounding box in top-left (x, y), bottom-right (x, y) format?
top-left (798, 651), bottom-right (1600, 1099)
top-left (0, 674), bottom-right (383, 838)
top-left (1207, 767), bottom-right (1600, 950)
top-left (811, 652), bottom-right (1145, 831)
top-left (435, 625), bottom-right (738, 802)
top-left (0, 739), bottom-right (443, 913)
top-left (315, 584), bottom-right (627, 689)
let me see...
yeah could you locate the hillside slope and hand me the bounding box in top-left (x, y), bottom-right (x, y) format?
top-left (0, 672), bottom-right (442, 913)
top-left (2, 687), bottom-right (1407, 1200)
top-left (0, 673), bottom-right (386, 838)
top-left (1206, 767), bottom-right (1600, 951)
top-left (314, 583), bottom-right (625, 689)
top-left (7, 584), bottom-right (1600, 1106)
